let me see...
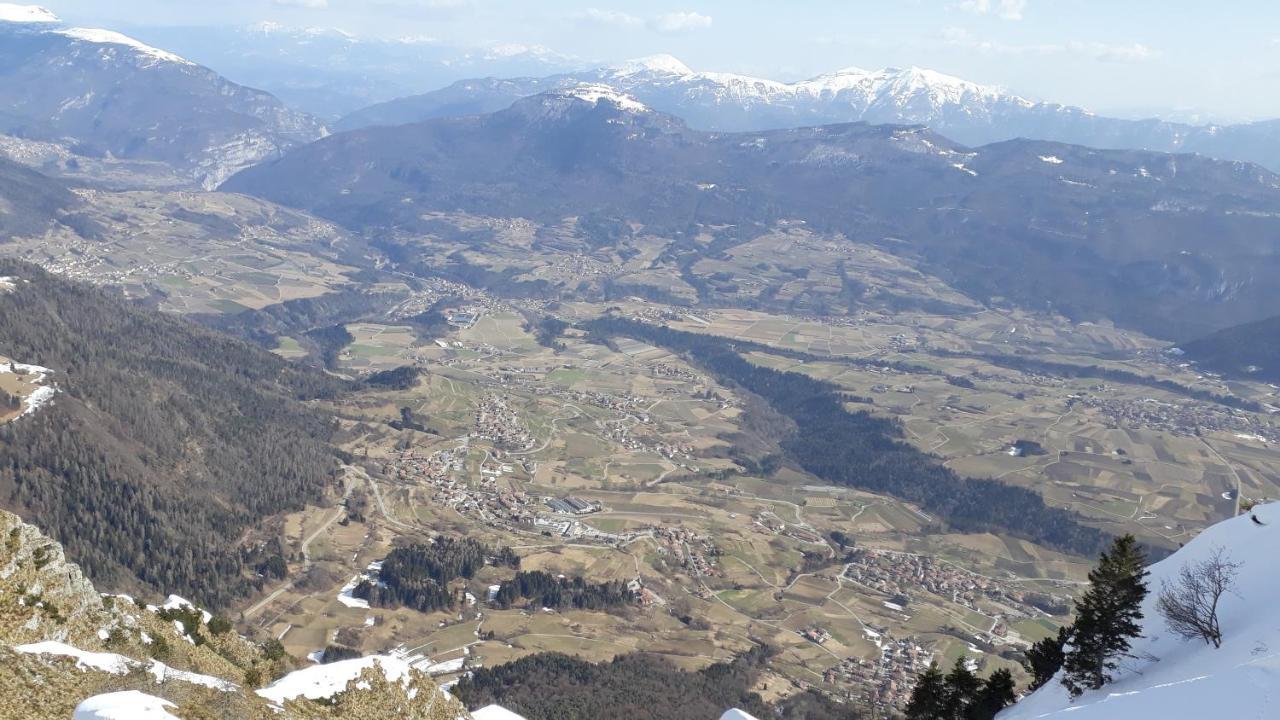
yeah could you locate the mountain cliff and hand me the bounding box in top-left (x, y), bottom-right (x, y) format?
top-left (0, 4), bottom-right (326, 189)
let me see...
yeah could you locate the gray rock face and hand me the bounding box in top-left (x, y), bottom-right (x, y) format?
top-left (0, 15), bottom-right (327, 189)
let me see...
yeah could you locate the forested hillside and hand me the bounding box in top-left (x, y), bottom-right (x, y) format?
top-left (1179, 314), bottom-right (1280, 383)
top-left (0, 260), bottom-right (347, 607)
top-left (453, 648), bottom-right (858, 720)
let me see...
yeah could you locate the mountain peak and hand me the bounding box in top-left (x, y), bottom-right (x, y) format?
top-left (613, 53), bottom-right (694, 77)
top-left (562, 83), bottom-right (650, 112)
top-left (0, 3), bottom-right (59, 23)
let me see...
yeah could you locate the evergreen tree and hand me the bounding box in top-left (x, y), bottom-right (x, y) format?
top-left (1062, 534), bottom-right (1149, 697)
top-left (905, 662), bottom-right (949, 720)
top-left (966, 668), bottom-right (1017, 720)
top-left (1024, 625), bottom-right (1070, 690)
top-left (943, 658), bottom-right (982, 719)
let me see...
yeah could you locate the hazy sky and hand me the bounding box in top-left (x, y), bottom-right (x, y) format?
top-left (43, 0), bottom-right (1280, 122)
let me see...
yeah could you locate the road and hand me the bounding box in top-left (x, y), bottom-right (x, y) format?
top-left (243, 469), bottom-right (354, 620)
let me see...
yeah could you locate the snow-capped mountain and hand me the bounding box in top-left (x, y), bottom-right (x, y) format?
top-left (1000, 504), bottom-right (1280, 719)
top-left (0, 4), bottom-right (326, 189)
top-left (335, 54), bottom-right (1280, 173)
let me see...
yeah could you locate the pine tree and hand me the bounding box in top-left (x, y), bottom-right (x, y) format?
top-left (966, 668), bottom-right (1017, 720)
top-left (1062, 534), bottom-right (1149, 697)
top-left (905, 662), bottom-right (949, 720)
top-left (943, 658), bottom-right (982, 719)
top-left (1024, 625), bottom-right (1070, 690)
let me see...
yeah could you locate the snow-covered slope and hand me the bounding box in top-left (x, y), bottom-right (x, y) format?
top-left (0, 3), bottom-right (57, 23)
top-left (0, 8), bottom-right (326, 188)
top-left (74, 691), bottom-right (180, 720)
top-left (1000, 503), bottom-right (1280, 719)
top-left (335, 54), bottom-right (1280, 173)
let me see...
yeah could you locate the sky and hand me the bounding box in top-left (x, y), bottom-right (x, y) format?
top-left (42, 0), bottom-right (1280, 122)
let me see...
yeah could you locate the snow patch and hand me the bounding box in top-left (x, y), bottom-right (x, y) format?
top-left (337, 574), bottom-right (370, 608)
top-left (0, 4), bottom-right (58, 23)
top-left (721, 711), bottom-right (762, 720)
top-left (55, 28), bottom-right (194, 66)
top-left (16, 642), bottom-right (130, 674)
top-left (564, 84), bottom-right (649, 113)
top-left (473, 707), bottom-right (529, 720)
top-left (612, 54), bottom-right (693, 77)
top-left (256, 655), bottom-right (414, 703)
top-left (161, 594), bottom-right (212, 623)
top-left (148, 660), bottom-right (238, 691)
top-left (1000, 503), bottom-right (1280, 720)
top-left (74, 691), bottom-right (179, 720)
top-left (1039, 155), bottom-right (1064, 164)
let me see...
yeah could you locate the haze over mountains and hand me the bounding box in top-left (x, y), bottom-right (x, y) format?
top-left (127, 22), bottom-right (582, 121)
top-left (227, 88), bottom-right (1280, 340)
top-left (0, 5), bottom-right (326, 189)
top-left (335, 54), bottom-right (1280, 174)
top-left (3, 4), bottom-right (1280, 719)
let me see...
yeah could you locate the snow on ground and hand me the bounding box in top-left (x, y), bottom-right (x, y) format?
top-left (565, 84), bottom-right (650, 113)
top-left (720, 711), bottom-right (762, 720)
top-left (425, 657), bottom-right (466, 675)
top-left (74, 691), bottom-right (179, 720)
top-left (17, 641), bottom-right (236, 691)
top-left (1000, 503), bottom-right (1280, 719)
top-left (1039, 155), bottom-right (1064, 164)
top-left (337, 574), bottom-right (371, 608)
top-left (160, 594), bottom-right (213, 623)
top-left (148, 660), bottom-right (237, 691)
top-left (19, 384), bottom-right (57, 418)
top-left (15, 642), bottom-right (131, 674)
top-left (256, 654), bottom-right (414, 703)
top-left (0, 4), bottom-right (59, 23)
top-left (472, 706), bottom-right (529, 720)
top-left (54, 27), bottom-right (193, 66)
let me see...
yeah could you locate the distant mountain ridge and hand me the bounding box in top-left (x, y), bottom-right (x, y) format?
top-left (0, 4), bottom-right (327, 189)
top-left (227, 90), bottom-right (1280, 340)
top-left (124, 21), bottom-right (585, 120)
top-left (1179, 315), bottom-right (1280, 385)
top-left (335, 54), bottom-right (1280, 173)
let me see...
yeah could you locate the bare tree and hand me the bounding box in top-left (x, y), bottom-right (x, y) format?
top-left (1156, 547), bottom-right (1241, 648)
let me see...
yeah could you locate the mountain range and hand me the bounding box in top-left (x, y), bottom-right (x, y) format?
top-left (0, 4), bottom-right (326, 189)
top-left (226, 88), bottom-right (1280, 340)
top-left (334, 54), bottom-right (1280, 174)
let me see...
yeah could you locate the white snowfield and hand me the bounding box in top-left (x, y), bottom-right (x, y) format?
top-left (256, 654), bottom-right (415, 703)
top-left (999, 503), bottom-right (1280, 719)
top-left (604, 54), bottom-right (1026, 116)
top-left (55, 27), bottom-right (194, 66)
top-left (74, 691), bottom-right (180, 720)
top-left (0, 3), bottom-right (58, 23)
top-left (565, 84), bottom-right (650, 113)
top-left (472, 706), bottom-right (529, 720)
top-left (16, 641), bottom-right (132, 674)
top-left (16, 640), bottom-right (237, 690)
top-left (720, 711), bottom-right (762, 720)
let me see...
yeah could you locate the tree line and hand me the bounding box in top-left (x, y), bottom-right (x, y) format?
top-left (453, 646), bottom-right (860, 720)
top-left (0, 260), bottom-right (346, 608)
top-left (490, 570), bottom-right (635, 612)
top-left (354, 537), bottom-right (519, 613)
